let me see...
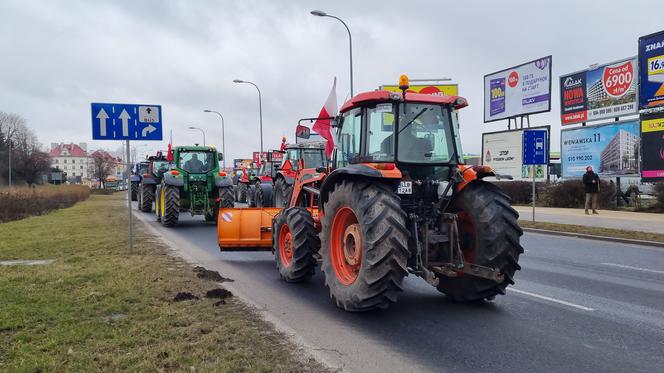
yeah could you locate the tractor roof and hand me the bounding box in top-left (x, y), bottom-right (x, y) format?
top-left (175, 145), bottom-right (217, 152)
top-left (284, 141), bottom-right (326, 150)
top-left (339, 90), bottom-right (468, 113)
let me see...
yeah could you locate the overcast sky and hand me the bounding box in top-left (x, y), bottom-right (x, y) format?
top-left (1, 0), bottom-right (662, 161)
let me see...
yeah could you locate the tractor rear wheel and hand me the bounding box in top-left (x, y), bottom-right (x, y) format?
top-left (160, 184), bottom-right (180, 227)
top-left (273, 178), bottom-right (292, 208)
top-left (237, 183), bottom-right (248, 203)
top-left (208, 186), bottom-right (235, 224)
top-left (321, 180), bottom-right (409, 311)
top-left (436, 181), bottom-right (523, 302)
top-left (273, 207), bottom-right (319, 282)
top-left (247, 184), bottom-right (257, 207)
top-left (140, 185), bottom-right (154, 212)
top-left (131, 182), bottom-right (138, 201)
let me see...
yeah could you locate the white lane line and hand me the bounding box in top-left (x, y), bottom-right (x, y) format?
top-left (601, 263), bottom-right (664, 275)
top-left (510, 288), bottom-right (595, 311)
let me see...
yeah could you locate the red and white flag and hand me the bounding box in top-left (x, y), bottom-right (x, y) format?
top-left (166, 129), bottom-right (174, 161)
top-left (312, 78), bottom-right (338, 158)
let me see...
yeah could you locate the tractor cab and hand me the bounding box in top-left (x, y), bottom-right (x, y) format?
top-left (281, 142), bottom-right (327, 173)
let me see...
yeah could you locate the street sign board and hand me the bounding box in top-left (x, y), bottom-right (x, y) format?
top-left (523, 130), bottom-right (548, 165)
top-left (91, 103), bottom-right (163, 140)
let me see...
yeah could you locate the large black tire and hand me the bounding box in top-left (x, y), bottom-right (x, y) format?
top-left (140, 185), bottom-right (154, 212)
top-left (130, 182), bottom-right (138, 201)
top-left (208, 186), bottom-right (235, 224)
top-left (247, 184), bottom-right (257, 208)
top-left (237, 183), bottom-right (248, 203)
top-left (155, 186), bottom-right (162, 222)
top-left (219, 186), bottom-right (235, 208)
top-left (436, 181), bottom-right (524, 302)
top-left (273, 207), bottom-right (319, 282)
top-left (255, 183), bottom-right (266, 207)
top-left (161, 184), bottom-right (180, 227)
top-left (273, 178), bottom-right (292, 208)
top-left (320, 180), bottom-right (409, 311)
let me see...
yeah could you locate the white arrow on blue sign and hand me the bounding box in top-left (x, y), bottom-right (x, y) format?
top-left (91, 103), bottom-right (163, 141)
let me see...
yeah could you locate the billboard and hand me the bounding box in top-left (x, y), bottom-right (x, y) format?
top-left (481, 126), bottom-right (549, 181)
top-left (381, 84), bottom-right (458, 96)
top-left (640, 112), bottom-right (664, 180)
top-left (638, 30), bottom-right (664, 109)
top-left (233, 158), bottom-right (253, 169)
top-left (560, 57), bottom-right (638, 125)
top-left (483, 56), bottom-right (552, 122)
top-left (561, 120), bottom-right (640, 178)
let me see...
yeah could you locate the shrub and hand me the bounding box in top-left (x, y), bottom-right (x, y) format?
top-left (541, 179), bottom-right (614, 209)
top-left (492, 181), bottom-right (538, 204)
top-left (0, 185), bottom-right (90, 223)
top-left (654, 183), bottom-right (664, 211)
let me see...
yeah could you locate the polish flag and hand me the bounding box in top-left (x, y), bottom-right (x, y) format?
top-left (312, 78), bottom-right (338, 158)
top-left (166, 129), bottom-right (174, 162)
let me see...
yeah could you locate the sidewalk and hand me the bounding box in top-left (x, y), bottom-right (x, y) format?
top-left (514, 206), bottom-right (664, 234)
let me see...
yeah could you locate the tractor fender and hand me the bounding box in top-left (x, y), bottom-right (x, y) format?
top-left (141, 177), bottom-right (158, 185)
top-left (319, 164), bottom-right (402, 212)
top-left (214, 176), bottom-right (233, 188)
top-left (162, 172), bottom-right (185, 187)
top-left (283, 175), bottom-right (295, 185)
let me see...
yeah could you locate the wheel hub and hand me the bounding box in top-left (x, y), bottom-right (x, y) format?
top-left (343, 224), bottom-right (361, 266)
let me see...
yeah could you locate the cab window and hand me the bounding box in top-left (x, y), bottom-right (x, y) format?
top-left (337, 108), bottom-right (361, 166)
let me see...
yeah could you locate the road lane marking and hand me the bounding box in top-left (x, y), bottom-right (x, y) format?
top-left (510, 288), bottom-right (595, 311)
top-left (601, 263), bottom-right (664, 275)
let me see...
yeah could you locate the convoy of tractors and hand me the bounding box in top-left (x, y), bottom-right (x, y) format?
top-left (134, 75), bottom-right (523, 312)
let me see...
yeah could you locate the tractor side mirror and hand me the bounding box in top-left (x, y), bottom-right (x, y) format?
top-left (218, 153), bottom-right (223, 161)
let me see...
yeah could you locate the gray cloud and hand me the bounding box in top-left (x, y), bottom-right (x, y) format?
top-left (1, 0), bottom-right (662, 161)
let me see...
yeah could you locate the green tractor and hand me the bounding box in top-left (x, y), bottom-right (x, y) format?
top-left (155, 145), bottom-right (234, 226)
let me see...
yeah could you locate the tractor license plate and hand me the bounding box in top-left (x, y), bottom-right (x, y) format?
top-left (397, 181), bottom-right (412, 194)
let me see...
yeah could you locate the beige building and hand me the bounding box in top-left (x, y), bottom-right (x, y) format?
top-left (49, 143), bottom-right (92, 183)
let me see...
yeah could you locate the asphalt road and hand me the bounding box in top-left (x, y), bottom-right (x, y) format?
top-left (133, 204), bottom-right (664, 373)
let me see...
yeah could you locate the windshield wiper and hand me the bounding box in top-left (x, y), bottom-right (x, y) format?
top-left (398, 108), bottom-right (427, 135)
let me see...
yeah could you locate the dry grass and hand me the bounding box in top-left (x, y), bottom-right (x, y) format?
top-left (519, 220), bottom-right (664, 243)
top-left (0, 185), bottom-right (90, 223)
top-left (0, 194), bottom-right (328, 372)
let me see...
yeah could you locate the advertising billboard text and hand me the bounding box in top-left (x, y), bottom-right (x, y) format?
top-left (481, 127), bottom-right (549, 181)
top-left (561, 120), bottom-right (640, 178)
top-left (560, 57), bottom-right (638, 125)
top-left (640, 112), bottom-right (664, 180)
top-left (483, 56), bottom-right (552, 122)
top-left (639, 30), bottom-right (664, 109)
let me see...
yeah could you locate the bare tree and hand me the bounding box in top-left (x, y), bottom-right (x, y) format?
top-left (0, 111), bottom-right (50, 185)
top-left (90, 150), bottom-right (115, 188)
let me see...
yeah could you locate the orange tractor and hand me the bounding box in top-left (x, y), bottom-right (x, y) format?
top-left (217, 76), bottom-right (523, 311)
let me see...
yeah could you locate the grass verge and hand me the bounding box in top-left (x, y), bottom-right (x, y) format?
top-left (0, 194), bottom-right (328, 372)
top-left (519, 220), bottom-right (664, 243)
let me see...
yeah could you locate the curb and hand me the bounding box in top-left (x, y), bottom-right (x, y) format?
top-left (522, 227), bottom-right (664, 249)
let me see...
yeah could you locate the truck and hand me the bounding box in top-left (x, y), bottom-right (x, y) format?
top-left (155, 145), bottom-right (234, 226)
top-left (216, 76), bottom-right (523, 311)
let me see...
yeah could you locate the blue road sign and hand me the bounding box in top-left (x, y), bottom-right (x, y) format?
top-left (523, 129), bottom-right (548, 165)
top-left (91, 103), bottom-right (163, 141)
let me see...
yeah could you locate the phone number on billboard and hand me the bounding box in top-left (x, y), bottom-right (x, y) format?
top-left (568, 155), bottom-right (593, 162)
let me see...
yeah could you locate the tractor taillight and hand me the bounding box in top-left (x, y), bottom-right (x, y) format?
top-left (143, 173), bottom-right (150, 178)
top-left (219, 171), bottom-right (227, 177)
top-left (374, 163), bottom-right (396, 171)
top-left (171, 170), bottom-right (180, 176)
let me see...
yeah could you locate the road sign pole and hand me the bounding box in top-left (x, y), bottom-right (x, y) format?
top-left (126, 139), bottom-right (133, 253)
top-left (532, 166), bottom-right (536, 222)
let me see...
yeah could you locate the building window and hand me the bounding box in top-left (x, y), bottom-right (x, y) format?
top-left (71, 159), bottom-right (75, 164)
top-left (64, 159), bottom-right (67, 163)
top-left (80, 166), bottom-right (83, 169)
top-left (55, 159), bottom-right (59, 164)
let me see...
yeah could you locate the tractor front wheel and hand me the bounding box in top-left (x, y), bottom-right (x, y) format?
top-left (436, 181), bottom-right (523, 302)
top-left (321, 180), bottom-right (409, 311)
top-left (208, 186), bottom-right (235, 224)
top-left (130, 182), bottom-right (138, 201)
top-left (160, 184), bottom-right (180, 227)
top-left (273, 207), bottom-right (319, 282)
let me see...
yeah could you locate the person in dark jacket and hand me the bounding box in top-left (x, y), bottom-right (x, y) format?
top-left (582, 166), bottom-right (600, 215)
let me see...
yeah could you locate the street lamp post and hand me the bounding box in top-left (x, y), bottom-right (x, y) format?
top-left (8, 140), bottom-right (12, 188)
top-left (188, 126), bottom-right (206, 146)
top-left (311, 10), bottom-right (353, 96)
top-left (233, 79), bottom-right (263, 154)
top-left (203, 109), bottom-right (226, 169)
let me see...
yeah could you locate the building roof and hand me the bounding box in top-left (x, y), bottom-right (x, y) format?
top-left (49, 143), bottom-right (88, 157)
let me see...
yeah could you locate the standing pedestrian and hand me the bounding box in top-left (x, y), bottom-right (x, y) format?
top-left (582, 166), bottom-right (600, 215)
